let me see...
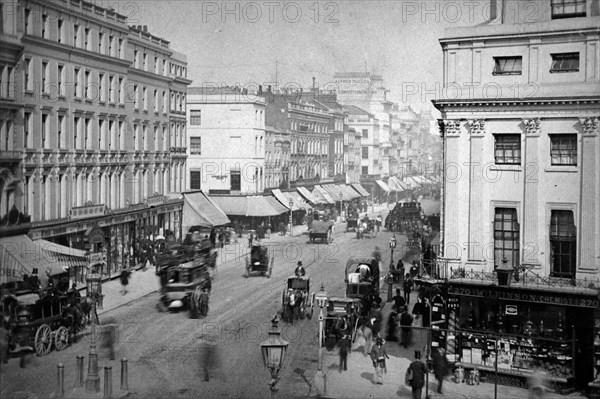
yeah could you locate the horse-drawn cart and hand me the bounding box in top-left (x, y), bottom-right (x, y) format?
top-left (322, 296), bottom-right (361, 348)
top-left (309, 220), bottom-right (333, 244)
top-left (245, 245), bottom-right (273, 278)
top-left (345, 257), bottom-right (380, 299)
top-left (281, 276), bottom-right (314, 323)
top-left (1, 288), bottom-right (87, 357)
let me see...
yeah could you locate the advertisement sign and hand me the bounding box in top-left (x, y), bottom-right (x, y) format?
top-left (505, 304), bottom-right (518, 315)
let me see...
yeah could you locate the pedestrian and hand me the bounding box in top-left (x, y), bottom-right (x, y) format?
top-left (294, 260), bottom-right (306, 277)
top-left (370, 337), bottom-right (389, 384)
top-left (199, 335), bottom-right (222, 382)
top-left (338, 334), bottom-right (351, 372)
top-left (392, 288), bottom-right (406, 313)
top-left (403, 274), bottom-right (413, 304)
top-left (376, 214), bottom-right (382, 232)
top-left (248, 231), bottom-right (254, 248)
top-left (405, 350), bottom-right (428, 399)
top-left (386, 309), bottom-right (398, 342)
top-left (432, 347), bottom-right (449, 394)
top-left (529, 367), bottom-right (548, 399)
top-left (399, 307), bottom-right (413, 348)
top-left (120, 268), bottom-right (131, 295)
top-left (99, 317), bottom-right (116, 360)
top-left (218, 230), bottom-right (225, 249)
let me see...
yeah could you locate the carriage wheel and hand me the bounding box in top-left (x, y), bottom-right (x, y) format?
top-left (35, 324), bottom-right (53, 356)
top-left (54, 326), bottom-right (69, 351)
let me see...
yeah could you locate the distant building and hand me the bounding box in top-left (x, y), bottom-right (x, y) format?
top-left (186, 87), bottom-right (266, 194)
top-left (264, 125), bottom-right (290, 189)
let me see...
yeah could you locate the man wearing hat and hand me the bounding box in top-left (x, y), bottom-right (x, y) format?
top-left (405, 350), bottom-right (428, 399)
top-left (369, 336), bottom-right (389, 384)
top-left (294, 260), bottom-right (306, 277)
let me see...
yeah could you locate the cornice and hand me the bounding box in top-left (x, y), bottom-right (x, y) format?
top-left (432, 97), bottom-right (600, 109)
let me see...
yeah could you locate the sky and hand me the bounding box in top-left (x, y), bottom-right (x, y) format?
top-left (106, 0), bottom-right (491, 112)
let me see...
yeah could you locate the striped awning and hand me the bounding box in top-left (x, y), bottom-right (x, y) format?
top-left (387, 176), bottom-right (406, 192)
top-left (262, 196), bottom-right (290, 216)
top-left (341, 184), bottom-right (361, 200)
top-left (351, 183), bottom-right (369, 197)
top-left (183, 191), bottom-right (231, 229)
top-left (271, 189), bottom-right (298, 210)
top-left (321, 184), bottom-right (349, 202)
top-left (297, 186), bottom-right (321, 205)
top-left (312, 185), bottom-right (336, 204)
top-left (375, 180), bottom-right (391, 193)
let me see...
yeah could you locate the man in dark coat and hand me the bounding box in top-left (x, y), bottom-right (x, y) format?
top-left (432, 347), bottom-right (449, 394)
top-left (370, 337), bottom-right (389, 384)
top-left (406, 350), bottom-right (428, 399)
top-left (120, 268), bottom-right (131, 295)
top-left (399, 307), bottom-right (413, 348)
top-left (338, 334), bottom-right (351, 372)
top-left (403, 274), bottom-right (413, 304)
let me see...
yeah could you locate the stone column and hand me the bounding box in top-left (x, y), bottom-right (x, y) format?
top-left (578, 117), bottom-right (600, 275)
top-left (467, 119), bottom-right (486, 262)
top-left (439, 119), bottom-right (462, 260)
top-left (522, 118), bottom-right (541, 266)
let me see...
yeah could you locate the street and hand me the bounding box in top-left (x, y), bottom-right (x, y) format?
top-left (1, 216), bottom-right (408, 399)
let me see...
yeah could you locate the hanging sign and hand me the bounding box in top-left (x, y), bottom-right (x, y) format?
top-left (505, 304), bottom-right (518, 315)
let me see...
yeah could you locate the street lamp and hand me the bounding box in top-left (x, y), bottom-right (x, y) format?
top-left (389, 233), bottom-right (397, 265)
top-left (314, 284), bottom-right (328, 396)
top-left (260, 316), bottom-right (289, 399)
top-left (387, 235), bottom-right (397, 302)
top-left (85, 269), bottom-right (102, 393)
top-left (288, 199), bottom-right (293, 237)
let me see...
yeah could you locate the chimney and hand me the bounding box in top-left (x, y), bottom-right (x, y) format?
top-left (268, 85), bottom-right (272, 93)
top-left (490, 0), bottom-right (498, 21)
top-left (312, 77), bottom-right (316, 89)
top-left (143, 25), bottom-right (148, 33)
top-left (258, 85), bottom-right (263, 95)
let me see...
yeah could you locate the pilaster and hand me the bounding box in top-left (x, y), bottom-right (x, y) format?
top-left (467, 119), bottom-right (485, 261)
top-left (439, 119), bottom-right (462, 259)
top-left (522, 118), bottom-right (541, 266)
top-left (578, 116), bottom-right (600, 274)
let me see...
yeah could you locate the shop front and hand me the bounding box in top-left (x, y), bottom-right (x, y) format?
top-left (445, 281), bottom-right (599, 391)
top-left (28, 199), bottom-right (183, 281)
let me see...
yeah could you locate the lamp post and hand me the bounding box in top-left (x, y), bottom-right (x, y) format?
top-left (288, 199), bottom-right (293, 237)
top-left (389, 233), bottom-right (397, 266)
top-left (260, 316), bottom-right (289, 399)
top-left (314, 284), bottom-right (328, 396)
top-left (339, 190), bottom-right (343, 222)
top-left (387, 234), bottom-right (397, 302)
top-left (85, 270), bottom-right (102, 393)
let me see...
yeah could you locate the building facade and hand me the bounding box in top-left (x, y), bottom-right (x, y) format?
top-left (0, 0), bottom-right (190, 279)
top-left (186, 87), bottom-right (266, 194)
top-left (264, 125), bottom-right (290, 190)
top-left (433, 0), bottom-right (600, 390)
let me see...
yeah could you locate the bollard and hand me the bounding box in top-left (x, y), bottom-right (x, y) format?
top-left (75, 354), bottom-right (85, 387)
top-left (56, 363), bottom-right (65, 399)
top-left (120, 357), bottom-right (129, 391)
top-left (103, 366), bottom-right (113, 399)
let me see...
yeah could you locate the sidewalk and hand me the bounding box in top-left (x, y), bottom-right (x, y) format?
top-left (313, 289), bottom-right (588, 399)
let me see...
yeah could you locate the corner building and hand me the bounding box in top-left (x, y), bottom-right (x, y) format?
top-left (433, 0), bottom-right (600, 391)
top-left (0, 0), bottom-right (190, 279)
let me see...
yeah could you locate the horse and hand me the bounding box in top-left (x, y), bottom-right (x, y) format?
top-left (283, 290), bottom-right (305, 324)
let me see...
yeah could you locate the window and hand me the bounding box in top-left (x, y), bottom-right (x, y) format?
top-left (109, 75), bottom-right (115, 102)
top-left (190, 171), bottom-right (201, 190)
top-left (154, 56), bottom-right (159, 74)
top-left (85, 118), bottom-right (91, 148)
top-left (73, 116), bottom-right (80, 148)
top-left (190, 137), bottom-right (201, 154)
top-left (84, 28), bottom-right (90, 50)
top-left (551, 0), bottom-right (586, 18)
top-left (134, 50), bottom-right (139, 68)
top-left (550, 134), bottom-right (577, 165)
top-left (84, 70), bottom-right (91, 98)
top-left (24, 58), bottom-right (32, 91)
top-left (162, 91), bottom-right (167, 113)
top-left (42, 15), bottom-right (48, 39)
top-left (98, 32), bottom-right (104, 53)
top-left (230, 171), bottom-right (241, 191)
top-left (73, 24), bottom-right (79, 47)
top-left (494, 208), bottom-right (520, 270)
top-left (99, 73), bottom-right (105, 101)
top-left (118, 77), bottom-right (124, 103)
top-left (41, 61), bottom-right (48, 93)
top-left (58, 114), bottom-right (65, 149)
top-left (58, 64), bottom-right (65, 96)
top-left (362, 147), bottom-right (369, 159)
top-left (143, 52), bottom-right (147, 71)
top-left (362, 129), bottom-right (368, 138)
top-left (58, 19), bottom-right (64, 43)
top-left (118, 39), bottom-right (124, 58)
top-left (494, 134), bottom-right (521, 165)
top-left (142, 87), bottom-right (147, 110)
top-left (109, 36), bottom-right (114, 56)
top-left (550, 53), bottom-right (579, 73)
top-left (133, 84), bottom-right (139, 109)
top-left (74, 67), bottom-right (81, 97)
top-left (41, 114), bottom-right (48, 148)
top-left (24, 112), bottom-right (31, 148)
top-left (24, 9), bottom-right (32, 35)
top-left (190, 110), bottom-right (201, 125)
top-left (493, 56), bottom-right (522, 75)
top-left (550, 210), bottom-right (576, 278)
top-left (361, 166), bottom-right (369, 175)
top-left (153, 89), bottom-right (158, 112)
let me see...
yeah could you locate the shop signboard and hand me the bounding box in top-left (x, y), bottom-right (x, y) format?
top-left (447, 296), bottom-right (459, 310)
top-left (505, 304), bottom-right (518, 315)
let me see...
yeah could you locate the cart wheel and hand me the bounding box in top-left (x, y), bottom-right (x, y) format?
top-left (54, 326), bottom-right (69, 351)
top-left (35, 324), bottom-right (53, 356)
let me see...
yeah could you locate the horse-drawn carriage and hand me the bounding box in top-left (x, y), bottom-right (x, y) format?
top-left (281, 276), bottom-right (314, 323)
top-left (346, 217), bottom-right (358, 232)
top-left (156, 241), bottom-right (215, 317)
top-left (1, 288), bottom-right (88, 357)
top-left (356, 218), bottom-right (377, 239)
top-left (245, 245), bottom-right (273, 278)
top-left (309, 220), bottom-right (334, 244)
top-left (345, 257), bottom-right (380, 299)
top-left (322, 296), bottom-right (361, 348)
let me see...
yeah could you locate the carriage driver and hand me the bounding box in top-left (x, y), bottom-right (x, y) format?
top-left (294, 260), bottom-right (306, 277)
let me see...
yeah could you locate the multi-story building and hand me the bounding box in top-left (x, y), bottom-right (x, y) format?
top-left (261, 88), bottom-right (330, 186)
top-left (186, 86), bottom-right (266, 194)
top-left (345, 127), bottom-right (362, 184)
top-left (433, 0), bottom-right (599, 390)
top-left (0, 0), bottom-right (190, 279)
top-left (264, 125), bottom-right (290, 189)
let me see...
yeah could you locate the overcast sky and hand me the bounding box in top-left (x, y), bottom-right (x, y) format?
top-left (118, 0), bottom-right (491, 112)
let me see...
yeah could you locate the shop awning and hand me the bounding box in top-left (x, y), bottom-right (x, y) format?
top-left (375, 180), bottom-right (391, 193)
top-left (297, 186), bottom-right (321, 205)
top-left (262, 196), bottom-right (290, 216)
top-left (287, 191), bottom-right (313, 211)
top-left (341, 184), bottom-right (361, 200)
top-left (0, 235), bottom-right (69, 285)
top-left (351, 183), bottom-right (370, 197)
top-left (183, 191), bottom-right (231, 230)
top-left (312, 185), bottom-right (336, 204)
top-left (321, 184), bottom-right (347, 202)
top-left (387, 176), bottom-right (406, 192)
top-left (34, 239), bottom-right (88, 271)
top-left (271, 189), bottom-right (297, 210)
top-left (208, 196), bottom-right (248, 216)
top-left (403, 177), bottom-right (420, 189)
